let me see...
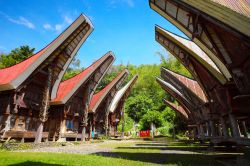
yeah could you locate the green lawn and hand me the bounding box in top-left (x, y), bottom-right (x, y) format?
top-left (0, 151), bottom-right (224, 166)
top-left (0, 139), bottom-right (240, 166)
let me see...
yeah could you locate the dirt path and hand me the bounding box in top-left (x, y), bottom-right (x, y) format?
top-left (17, 140), bottom-right (136, 154)
top-left (18, 141), bottom-right (111, 154)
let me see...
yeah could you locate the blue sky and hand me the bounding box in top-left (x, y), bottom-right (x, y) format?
top-left (0, 0), bottom-right (185, 67)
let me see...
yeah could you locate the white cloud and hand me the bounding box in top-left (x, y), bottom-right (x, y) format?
top-left (0, 12), bottom-right (35, 29)
top-left (108, 0), bottom-right (135, 8)
top-left (0, 46), bottom-right (6, 50)
top-left (55, 24), bottom-right (63, 33)
top-left (43, 23), bottom-right (53, 30)
top-left (64, 16), bottom-right (73, 24)
top-left (43, 15), bottom-right (73, 34)
top-left (123, 0), bottom-right (134, 7)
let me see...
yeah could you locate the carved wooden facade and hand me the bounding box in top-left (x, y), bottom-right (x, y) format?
top-left (0, 14), bottom-right (94, 142)
top-left (89, 69), bottom-right (129, 136)
top-left (151, 0), bottom-right (250, 144)
top-left (48, 52), bottom-right (115, 141)
top-left (109, 74), bottom-right (138, 136)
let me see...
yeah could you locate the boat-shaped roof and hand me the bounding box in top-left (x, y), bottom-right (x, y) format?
top-left (156, 25), bottom-right (228, 84)
top-left (51, 51), bottom-right (115, 105)
top-left (161, 67), bottom-right (207, 103)
top-left (110, 74), bottom-right (138, 113)
top-left (89, 69), bottom-right (129, 113)
top-left (0, 14), bottom-right (94, 96)
top-left (164, 99), bottom-right (188, 119)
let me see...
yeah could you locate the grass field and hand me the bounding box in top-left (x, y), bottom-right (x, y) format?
top-left (0, 138), bottom-right (243, 166)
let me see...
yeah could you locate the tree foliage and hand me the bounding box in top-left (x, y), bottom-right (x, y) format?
top-left (0, 45), bottom-right (35, 68)
top-left (140, 110), bottom-right (164, 130)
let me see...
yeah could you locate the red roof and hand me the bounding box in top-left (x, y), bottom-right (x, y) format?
top-left (164, 99), bottom-right (188, 119)
top-left (89, 69), bottom-right (128, 112)
top-left (0, 14), bottom-right (91, 89)
top-left (52, 52), bottom-right (113, 103)
top-left (0, 46), bottom-right (48, 85)
top-left (163, 68), bottom-right (207, 103)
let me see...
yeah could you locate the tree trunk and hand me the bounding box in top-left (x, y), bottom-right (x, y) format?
top-left (151, 123), bottom-right (154, 139)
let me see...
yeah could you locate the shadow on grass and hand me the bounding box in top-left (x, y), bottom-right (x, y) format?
top-left (93, 152), bottom-right (231, 166)
top-left (117, 146), bottom-right (239, 153)
top-left (9, 161), bottom-right (62, 166)
top-left (135, 143), bottom-right (168, 146)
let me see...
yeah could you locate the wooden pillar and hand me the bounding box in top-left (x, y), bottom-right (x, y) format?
top-left (104, 98), bottom-right (111, 137)
top-left (114, 124), bottom-right (116, 137)
top-left (193, 127), bottom-right (197, 140)
top-left (199, 124), bottom-right (205, 140)
top-left (58, 112), bottom-right (67, 142)
top-left (206, 122), bottom-right (211, 138)
top-left (105, 112), bottom-right (109, 137)
top-left (220, 117), bottom-right (229, 138)
top-left (35, 67), bottom-right (52, 143)
top-left (81, 84), bottom-right (91, 142)
top-left (218, 124), bottom-right (222, 136)
top-left (241, 121), bottom-right (248, 138)
top-left (121, 107), bottom-right (125, 139)
top-left (89, 120), bottom-right (92, 139)
top-left (228, 113), bottom-right (241, 138)
top-left (2, 114), bottom-right (11, 133)
top-left (93, 121), bottom-right (96, 139)
top-left (209, 120), bottom-right (216, 137)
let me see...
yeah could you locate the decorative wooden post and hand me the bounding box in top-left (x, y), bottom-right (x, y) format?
top-left (93, 118), bottom-right (96, 139)
top-left (220, 116), bottom-right (229, 138)
top-left (105, 111), bottom-right (109, 137)
top-left (205, 122), bottom-right (211, 138)
top-left (104, 97), bottom-right (111, 137)
top-left (89, 120), bottom-right (92, 139)
top-left (241, 121), bottom-right (248, 138)
top-left (209, 120), bottom-right (216, 137)
top-left (81, 84), bottom-right (91, 142)
top-left (228, 113), bottom-right (240, 138)
top-left (35, 67), bottom-right (52, 143)
top-left (199, 124), bottom-right (205, 141)
top-left (121, 106), bottom-right (125, 139)
top-left (81, 103), bottom-right (88, 142)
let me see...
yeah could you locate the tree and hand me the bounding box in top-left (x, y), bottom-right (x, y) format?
top-left (125, 94), bottom-right (153, 123)
top-left (117, 113), bottom-right (134, 132)
top-left (0, 45), bottom-right (35, 68)
top-left (62, 57), bottom-right (82, 81)
top-left (139, 110), bottom-right (164, 130)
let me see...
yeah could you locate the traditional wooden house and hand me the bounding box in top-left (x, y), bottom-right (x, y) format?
top-left (163, 99), bottom-right (188, 120)
top-left (155, 26), bottom-right (250, 144)
top-left (156, 77), bottom-right (206, 140)
top-left (163, 99), bottom-right (199, 139)
top-left (48, 52), bottom-right (115, 141)
top-left (161, 68), bottom-right (217, 139)
top-left (109, 74), bottom-right (138, 137)
top-left (89, 69), bottom-right (129, 137)
top-left (0, 14), bottom-right (93, 143)
top-left (151, 0), bottom-right (250, 144)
